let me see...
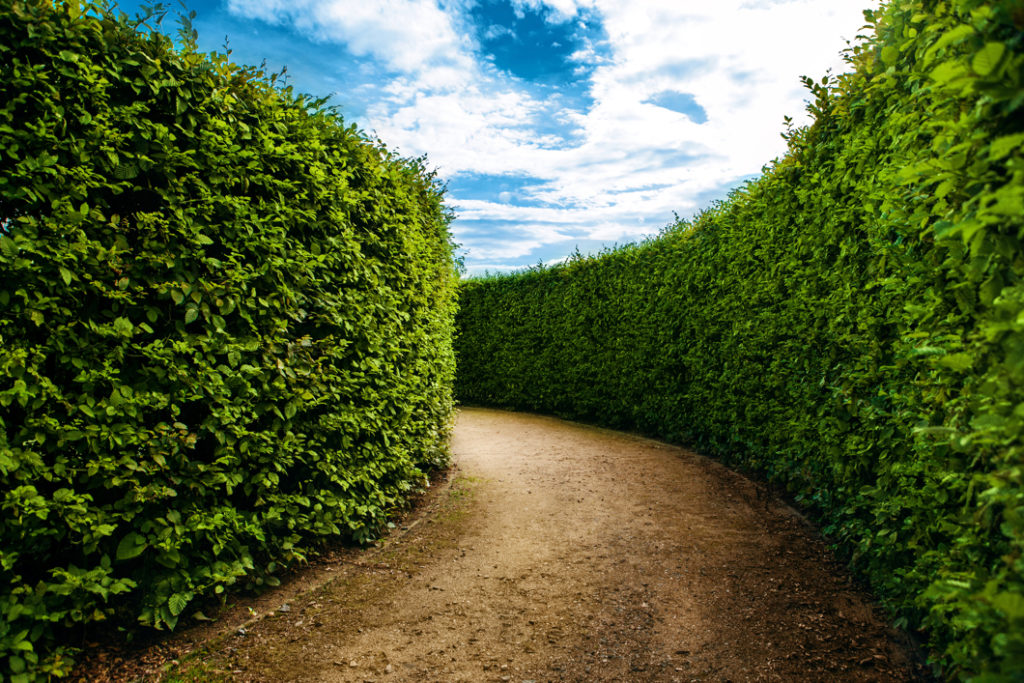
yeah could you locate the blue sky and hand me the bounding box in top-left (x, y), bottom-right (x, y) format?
top-left (110, 0), bottom-right (875, 274)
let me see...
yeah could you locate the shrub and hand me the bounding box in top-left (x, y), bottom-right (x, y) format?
top-left (0, 1), bottom-right (458, 678)
top-left (456, 0), bottom-right (1024, 678)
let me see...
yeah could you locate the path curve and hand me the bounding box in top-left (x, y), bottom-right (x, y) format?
top-left (182, 408), bottom-right (925, 681)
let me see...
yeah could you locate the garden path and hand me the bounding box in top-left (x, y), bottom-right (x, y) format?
top-left (80, 407), bottom-right (928, 682)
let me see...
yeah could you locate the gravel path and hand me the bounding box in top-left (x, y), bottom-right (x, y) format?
top-left (77, 407), bottom-right (929, 682)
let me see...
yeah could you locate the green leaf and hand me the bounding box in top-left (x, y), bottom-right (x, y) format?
top-left (156, 549), bottom-right (181, 568)
top-left (59, 267), bottom-right (74, 285)
top-left (113, 317), bottom-right (133, 336)
top-left (971, 42), bottom-right (1005, 77)
top-left (168, 591), bottom-right (192, 616)
top-left (937, 353), bottom-right (973, 372)
top-left (880, 45), bottom-right (899, 66)
top-left (930, 60), bottom-right (967, 84)
top-left (927, 23), bottom-right (975, 55)
top-left (114, 162), bottom-right (138, 180)
top-left (185, 307), bottom-right (199, 324)
top-left (989, 133), bottom-right (1024, 161)
top-left (10, 639), bottom-right (33, 652)
top-left (116, 532), bottom-right (147, 560)
top-left (992, 592), bottom-right (1024, 619)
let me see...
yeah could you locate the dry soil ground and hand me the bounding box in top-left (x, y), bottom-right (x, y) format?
top-left (76, 407), bottom-right (931, 682)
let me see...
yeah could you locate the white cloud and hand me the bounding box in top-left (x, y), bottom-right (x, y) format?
top-left (226, 0), bottom-right (473, 73)
top-left (511, 0), bottom-right (595, 22)
top-left (373, 0), bottom-right (872, 187)
top-left (452, 221), bottom-right (574, 260)
top-left (227, 0), bottom-right (877, 270)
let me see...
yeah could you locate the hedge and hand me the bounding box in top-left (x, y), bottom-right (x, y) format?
top-left (456, 0), bottom-right (1024, 679)
top-left (0, 1), bottom-right (458, 679)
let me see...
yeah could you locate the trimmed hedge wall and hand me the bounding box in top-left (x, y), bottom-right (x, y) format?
top-left (456, 0), bottom-right (1024, 679)
top-left (0, 2), bottom-right (457, 679)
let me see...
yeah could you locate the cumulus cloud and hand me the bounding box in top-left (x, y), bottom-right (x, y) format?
top-left (226, 0), bottom-right (474, 73)
top-left (225, 0), bottom-right (877, 270)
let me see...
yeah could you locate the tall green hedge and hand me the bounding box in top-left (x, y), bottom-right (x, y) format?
top-left (457, 0), bottom-right (1024, 679)
top-left (0, 1), bottom-right (458, 679)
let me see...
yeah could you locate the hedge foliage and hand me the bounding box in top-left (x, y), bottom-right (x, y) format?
top-left (0, 1), bottom-right (458, 679)
top-left (457, 0), bottom-right (1024, 679)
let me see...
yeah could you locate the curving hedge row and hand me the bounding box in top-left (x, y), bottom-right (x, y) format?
top-left (0, 1), bottom-right (458, 679)
top-left (456, 0), bottom-right (1024, 679)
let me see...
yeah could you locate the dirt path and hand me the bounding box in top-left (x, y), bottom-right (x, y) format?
top-left (85, 408), bottom-right (929, 682)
